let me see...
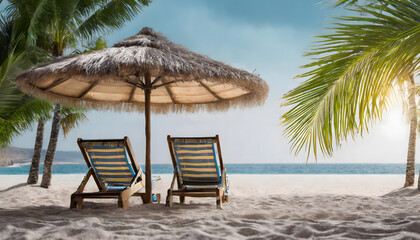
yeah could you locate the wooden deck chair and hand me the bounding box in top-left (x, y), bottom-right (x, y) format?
top-left (70, 137), bottom-right (160, 209)
top-left (166, 135), bottom-right (228, 209)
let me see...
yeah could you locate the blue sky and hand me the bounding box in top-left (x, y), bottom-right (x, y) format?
top-left (10, 0), bottom-right (416, 163)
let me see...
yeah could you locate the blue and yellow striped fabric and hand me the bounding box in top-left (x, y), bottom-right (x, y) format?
top-left (83, 142), bottom-right (135, 189)
top-left (173, 142), bottom-right (220, 184)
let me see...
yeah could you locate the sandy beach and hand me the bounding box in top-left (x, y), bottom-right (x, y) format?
top-left (0, 174), bottom-right (419, 239)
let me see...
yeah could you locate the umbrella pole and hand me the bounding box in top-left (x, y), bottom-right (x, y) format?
top-left (144, 73), bottom-right (152, 204)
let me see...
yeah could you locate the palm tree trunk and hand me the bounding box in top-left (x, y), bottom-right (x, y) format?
top-left (419, 162), bottom-right (420, 189)
top-left (27, 119), bottom-right (46, 184)
top-left (404, 75), bottom-right (417, 188)
top-left (40, 104), bottom-right (61, 188)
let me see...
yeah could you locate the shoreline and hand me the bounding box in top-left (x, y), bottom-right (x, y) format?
top-left (0, 174), bottom-right (416, 197)
top-left (0, 159), bottom-right (31, 167)
top-left (4, 161), bottom-right (84, 168)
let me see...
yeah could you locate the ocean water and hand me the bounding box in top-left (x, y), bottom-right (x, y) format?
top-left (0, 163), bottom-right (418, 175)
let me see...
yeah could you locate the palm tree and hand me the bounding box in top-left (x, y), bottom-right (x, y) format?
top-left (0, 14), bottom-right (50, 184)
top-left (0, 15), bottom-right (51, 148)
top-left (2, 0), bottom-right (151, 187)
top-left (0, 10), bottom-right (84, 184)
top-left (337, 0), bottom-right (419, 190)
top-left (27, 118), bottom-right (47, 184)
top-left (39, 106), bottom-right (87, 187)
top-left (405, 75), bottom-right (417, 187)
top-left (281, 0), bottom-right (420, 187)
top-left (40, 104), bottom-right (61, 188)
top-left (28, 106), bottom-right (86, 184)
top-left (4, 0), bottom-right (152, 188)
top-left (38, 38), bottom-right (108, 188)
top-left (27, 37), bottom-right (104, 184)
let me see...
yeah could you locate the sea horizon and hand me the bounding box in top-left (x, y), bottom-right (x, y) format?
top-left (2, 163), bottom-right (418, 175)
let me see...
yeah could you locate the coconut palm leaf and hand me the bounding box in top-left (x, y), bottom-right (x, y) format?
top-left (0, 13), bottom-right (52, 147)
top-left (0, 15), bottom-right (13, 63)
top-left (5, 0), bottom-right (150, 55)
top-left (0, 79), bottom-right (52, 147)
top-left (75, 0), bottom-right (151, 40)
top-left (72, 37), bottom-right (107, 54)
top-left (282, 0), bottom-right (420, 159)
top-left (60, 107), bottom-right (87, 137)
top-left (4, 0), bottom-right (48, 50)
top-left (333, 0), bottom-right (382, 7)
top-left (25, 0), bottom-right (51, 46)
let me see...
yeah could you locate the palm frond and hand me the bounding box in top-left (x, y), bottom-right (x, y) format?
top-left (72, 36), bottom-right (107, 54)
top-left (0, 79), bottom-right (52, 147)
top-left (60, 106), bottom-right (87, 137)
top-left (0, 5), bottom-right (52, 146)
top-left (0, 14), bottom-right (14, 64)
top-left (333, 0), bottom-right (388, 7)
top-left (75, 0), bottom-right (151, 40)
top-left (25, 0), bottom-right (51, 46)
top-left (282, 0), bottom-right (420, 159)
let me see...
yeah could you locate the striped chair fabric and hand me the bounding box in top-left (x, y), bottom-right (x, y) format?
top-left (82, 141), bottom-right (135, 190)
top-left (173, 142), bottom-right (220, 184)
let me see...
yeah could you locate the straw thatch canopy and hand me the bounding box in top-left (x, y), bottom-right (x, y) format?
top-left (16, 27), bottom-right (269, 113)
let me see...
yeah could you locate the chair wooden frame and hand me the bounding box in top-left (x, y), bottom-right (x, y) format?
top-left (70, 136), bottom-right (160, 210)
top-left (166, 135), bottom-right (228, 209)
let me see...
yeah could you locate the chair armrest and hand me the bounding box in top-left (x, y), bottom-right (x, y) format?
top-left (130, 170), bottom-right (145, 188)
top-left (169, 172), bottom-right (177, 190)
top-left (76, 168), bottom-right (94, 193)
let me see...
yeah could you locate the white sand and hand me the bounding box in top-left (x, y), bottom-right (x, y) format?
top-left (0, 174), bottom-right (420, 239)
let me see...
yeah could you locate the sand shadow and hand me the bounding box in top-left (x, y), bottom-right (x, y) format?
top-left (0, 205), bottom-right (71, 219)
top-left (0, 183), bottom-right (28, 193)
top-left (382, 187), bottom-right (420, 197)
top-left (0, 201), bottom-right (215, 223)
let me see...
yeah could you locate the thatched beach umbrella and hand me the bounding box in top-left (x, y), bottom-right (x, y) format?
top-left (16, 27), bottom-right (269, 203)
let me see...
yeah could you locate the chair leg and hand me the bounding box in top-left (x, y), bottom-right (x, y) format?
top-left (155, 193), bottom-right (161, 204)
top-left (216, 189), bottom-right (223, 209)
top-left (179, 196), bottom-right (185, 204)
top-left (139, 193), bottom-right (147, 203)
top-left (70, 195), bottom-right (83, 209)
top-left (166, 189), bottom-right (173, 207)
top-left (118, 196), bottom-right (129, 209)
